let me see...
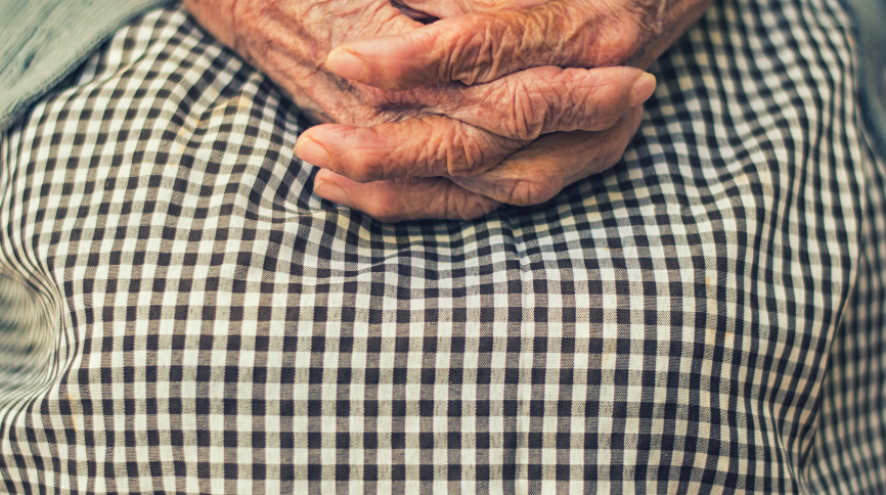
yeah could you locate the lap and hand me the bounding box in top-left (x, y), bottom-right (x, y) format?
top-left (0, 1), bottom-right (884, 493)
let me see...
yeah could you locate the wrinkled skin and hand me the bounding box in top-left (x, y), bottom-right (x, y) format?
top-left (303, 107), bottom-right (644, 221)
top-left (328, 0), bottom-right (713, 90)
top-left (183, 0), bottom-right (706, 221)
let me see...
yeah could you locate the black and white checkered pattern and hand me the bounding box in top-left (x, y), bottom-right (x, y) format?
top-left (0, 0), bottom-right (884, 492)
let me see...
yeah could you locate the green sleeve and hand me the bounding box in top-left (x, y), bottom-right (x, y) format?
top-left (843, 0), bottom-right (886, 157)
top-left (0, 0), bottom-right (171, 131)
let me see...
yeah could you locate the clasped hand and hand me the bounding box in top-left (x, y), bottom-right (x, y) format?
top-left (184, 0), bottom-right (710, 221)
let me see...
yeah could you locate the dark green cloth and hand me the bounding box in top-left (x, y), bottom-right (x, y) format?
top-left (0, 0), bottom-right (169, 131)
top-left (842, 0), bottom-right (886, 157)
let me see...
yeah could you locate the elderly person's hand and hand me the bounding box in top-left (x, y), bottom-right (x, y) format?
top-left (301, 104), bottom-right (644, 221)
top-left (183, 0), bottom-right (655, 221)
top-left (325, 0), bottom-right (712, 89)
top-left (304, 0), bottom-right (711, 221)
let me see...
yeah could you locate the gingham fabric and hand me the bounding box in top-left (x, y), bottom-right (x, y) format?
top-left (0, 0), bottom-right (885, 492)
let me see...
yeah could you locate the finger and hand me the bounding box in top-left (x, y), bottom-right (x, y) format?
top-left (295, 116), bottom-right (525, 181)
top-left (313, 170), bottom-right (501, 222)
top-left (433, 66), bottom-right (655, 140)
top-left (288, 66), bottom-right (653, 144)
top-left (325, 2), bottom-right (639, 91)
top-left (453, 105), bottom-right (644, 205)
top-left (296, 71), bottom-right (652, 182)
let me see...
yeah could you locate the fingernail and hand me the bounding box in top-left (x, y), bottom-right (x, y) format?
top-left (629, 73), bottom-right (657, 107)
top-left (325, 48), bottom-right (366, 81)
top-left (295, 137), bottom-right (333, 167)
top-left (314, 180), bottom-right (352, 208)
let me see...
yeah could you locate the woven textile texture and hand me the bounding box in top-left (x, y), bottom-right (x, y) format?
top-left (1, 0), bottom-right (885, 493)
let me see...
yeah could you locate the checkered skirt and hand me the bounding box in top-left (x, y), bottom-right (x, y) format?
top-left (1, 0), bottom-right (885, 492)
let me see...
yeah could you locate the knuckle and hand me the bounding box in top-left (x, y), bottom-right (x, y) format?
top-left (508, 84), bottom-right (546, 140)
top-left (440, 125), bottom-right (499, 177)
top-left (533, 4), bottom-right (586, 66)
top-left (345, 156), bottom-right (387, 183)
top-left (506, 174), bottom-right (562, 206)
top-left (341, 130), bottom-right (391, 182)
top-left (454, 27), bottom-right (490, 84)
top-left (443, 183), bottom-right (497, 221)
top-left (524, 6), bottom-right (562, 50)
top-left (444, 141), bottom-right (483, 177)
top-left (445, 14), bottom-right (522, 85)
top-left (458, 17), bottom-right (502, 84)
